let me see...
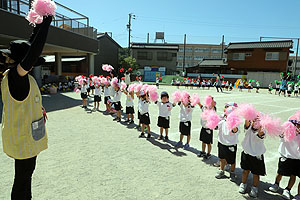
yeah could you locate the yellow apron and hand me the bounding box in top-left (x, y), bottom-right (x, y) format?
top-left (1, 69), bottom-right (48, 159)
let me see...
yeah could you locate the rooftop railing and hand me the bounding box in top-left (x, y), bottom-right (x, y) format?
top-left (0, 0), bottom-right (98, 39)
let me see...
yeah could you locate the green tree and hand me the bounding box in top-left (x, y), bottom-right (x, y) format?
top-left (118, 48), bottom-right (139, 71)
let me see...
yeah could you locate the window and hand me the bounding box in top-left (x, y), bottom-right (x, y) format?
top-left (179, 47), bottom-right (193, 52)
top-left (157, 52), bottom-right (172, 61)
top-left (177, 55), bottom-right (184, 60)
top-left (194, 48), bottom-right (210, 53)
top-left (232, 53), bottom-right (245, 60)
top-left (185, 56), bottom-right (193, 60)
top-left (137, 52), bottom-right (152, 60)
top-left (245, 53), bottom-right (252, 57)
top-left (194, 56), bottom-right (203, 60)
top-left (211, 48), bottom-right (222, 54)
top-left (266, 52), bottom-right (279, 60)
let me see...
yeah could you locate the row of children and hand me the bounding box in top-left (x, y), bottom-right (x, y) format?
top-left (75, 73), bottom-right (300, 199)
top-left (269, 81), bottom-right (300, 97)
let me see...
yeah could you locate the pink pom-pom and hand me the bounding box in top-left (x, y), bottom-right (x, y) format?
top-left (204, 95), bottom-right (213, 107)
top-left (206, 111), bottom-right (220, 129)
top-left (181, 91), bottom-right (190, 105)
top-left (31, 0), bottom-right (56, 16)
top-left (147, 85), bottom-right (157, 94)
top-left (91, 76), bottom-right (98, 83)
top-left (102, 64), bottom-right (108, 71)
top-left (134, 84), bottom-right (143, 93)
top-left (172, 91), bottom-right (181, 104)
top-left (75, 89), bottom-right (80, 93)
top-left (78, 79), bottom-right (84, 86)
top-left (282, 121), bottom-right (297, 142)
top-left (288, 110), bottom-right (300, 121)
top-left (111, 77), bottom-right (118, 87)
top-left (106, 65), bottom-right (114, 72)
top-left (128, 83), bottom-right (136, 93)
top-left (191, 93), bottom-right (200, 106)
top-left (237, 104), bottom-right (258, 121)
top-left (102, 78), bottom-right (109, 85)
top-left (121, 82), bottom-right (127, 90)
top-left (141, 84), bottom-right (149, 93)
top-left (149, 91), bottom-right (158, 102)
top-left (26, 9), bottom-right (43, 26)
top-left (201, 109), bottom-right (210, 121)
top-left (260, 114), bottom-right (283, 137)
top-left (226, 111), bottom-right (242, 131)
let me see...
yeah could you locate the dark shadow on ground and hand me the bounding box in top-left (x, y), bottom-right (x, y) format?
top-left (42, 93), bottom-right (83, 113)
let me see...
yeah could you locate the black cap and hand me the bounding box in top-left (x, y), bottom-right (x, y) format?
top-left (161, 91), bottom-right (169, 99)
top-left (0, 40), bottom-right (45, 66)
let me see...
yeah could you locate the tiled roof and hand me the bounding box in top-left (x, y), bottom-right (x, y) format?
top-left (226, 40), bottom-right (293, 50)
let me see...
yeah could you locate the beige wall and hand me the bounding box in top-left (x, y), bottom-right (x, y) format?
top-left (177, 44), bottom-right (226, 69)
top-left (132, 48), bottom-right (178, 74)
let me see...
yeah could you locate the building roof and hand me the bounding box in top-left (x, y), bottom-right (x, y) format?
top-left (97, 32), bottom-right (122, 48)
top-left (131, 43), bottom-right (179, 50)
top-left (226, 40), bottom-right (293, 50)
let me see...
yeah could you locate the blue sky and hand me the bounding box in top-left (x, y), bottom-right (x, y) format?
top-left (58, 0), bottom-right (300, 52)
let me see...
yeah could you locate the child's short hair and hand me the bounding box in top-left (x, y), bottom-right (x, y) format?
top-left (160, 91), bottom-right (169, 99)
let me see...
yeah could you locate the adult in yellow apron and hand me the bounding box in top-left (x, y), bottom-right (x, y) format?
top-left (0, 15), bottom-right (52, 199)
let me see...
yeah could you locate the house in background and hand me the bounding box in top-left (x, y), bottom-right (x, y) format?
top-left (225, 40), bottom-right (293, 87)
top-left (94, 33), bottom-right (122, 76)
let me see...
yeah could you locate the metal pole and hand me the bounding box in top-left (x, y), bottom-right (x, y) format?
top-left (221, 35), bottom-right (224, 59)
top-left (147, 33), bottom-right (149, 43)
top-left (183, 34), bottom-right (186, 76)
top-left (294, 39), bottom-right (299, 75)
top-left (128, 13), bottom-right (132, 52)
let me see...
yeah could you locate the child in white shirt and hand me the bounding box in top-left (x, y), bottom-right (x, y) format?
top-left (93, 83), bottom-right (101, 111)
top-left (294, 84), bottom-right (299, 97)
top-left (103, 84), bottom-right (112, 113)
top-left (269, 120), bottom-right (300, 200)
top-left (238, 118), bottom-right (266, 198)
top-left (111, 84), bottom-right (122, 122)
top-left (138, 91), bottom-right (151, 138)
top-left (123, 89), bottom-right (135, 123)
top-left (215, 103), bottom-right (240, 180)
top-left (155, 91), bottom-right (175, 140)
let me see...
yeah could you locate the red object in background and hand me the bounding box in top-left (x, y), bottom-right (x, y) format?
top-left (81, 75), bottom-right (84, 78)
top-left (136, 76), bottom-right (139, 80)
top-left (121, 77), bottom-right (125, 80)
top-left (184, 78), bottom-right (186, 81)
top-left (213, 73), bottom-right (215, 76)
top-left (221, 75), bottom-right (224, 78)
top-left (187, 77), bottom-right (189, 80)
top-left (106, 76), bottom-right (110, 79)
top-left (194, 80), bottom-right (196, 83)
top-left (128, 68), bottom-right (132, 71)
top-left (159, 77), bottom-right (161, 80)
top-left (139, 76), bottom-right (142, 80)
top-left (100, 75), bottom-right (103, 78)
top-left (89, 74), bottom-right (93, 78)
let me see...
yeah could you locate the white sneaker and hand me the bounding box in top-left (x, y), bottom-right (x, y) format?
top-left (213, 160), bottom-right (220, 167)
top-left (269, 184), bottom-right (279, 193)
top-left (282, 189), bottom-right (291, 200)
top-left (239, 183), bottom-right (247, 194)
top-left (249, 186), bottom-right (258, 198)
top-left (293, 195), bottom-right (300, 200)
top-left (215, 170), bottom-right (225, 179)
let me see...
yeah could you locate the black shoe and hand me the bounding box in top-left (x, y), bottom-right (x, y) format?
top-left (203, 153), bottom-right (212, 160)
top-left (117, 118), bottom-right (121, 122)
top-left (113, 118), bottom-right (118, 121)
top-left (125, 119), bottom-right (130, 123)
top-left (130, 120), bottom-right (134, 124)
top-left (147, 133), bottom-right (151, 138)
top-left (164, 136), bottom-right (169, 140)
top-left (158, 135), bottom-right (164, 140)
top-left (139, 133), bottom-right (145, 138)
top-left (197, 151), bottom-right (206, 158)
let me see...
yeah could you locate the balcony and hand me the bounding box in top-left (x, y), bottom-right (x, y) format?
top-left (0, 0), bottom-right (97, 39)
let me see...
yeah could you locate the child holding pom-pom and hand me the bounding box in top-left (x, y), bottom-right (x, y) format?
top-left (175, 92), bottom-right (200, 150)
top-left (138, 91), bottom-right (151, 138)
top-left (238, 115), bottom-right (267, 198)
top-left (111, 83), bottom-right (122, 122)
top-left (103, 83), bottom-right (112, 113)
top-left (155, 91), bottom-right (176, 140)
top-left (93, 82), bottom-right (101, 111)
top-left (198, 96), bottom-right (216, 159)
top-left (78, 80), bottom-right (88, 109)
top-left (268, 119), bottom-right (300, 200)
top-left (123, 88), bottom-right (135, 124)
top-left (215, 103), bottom-right (240, 181)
